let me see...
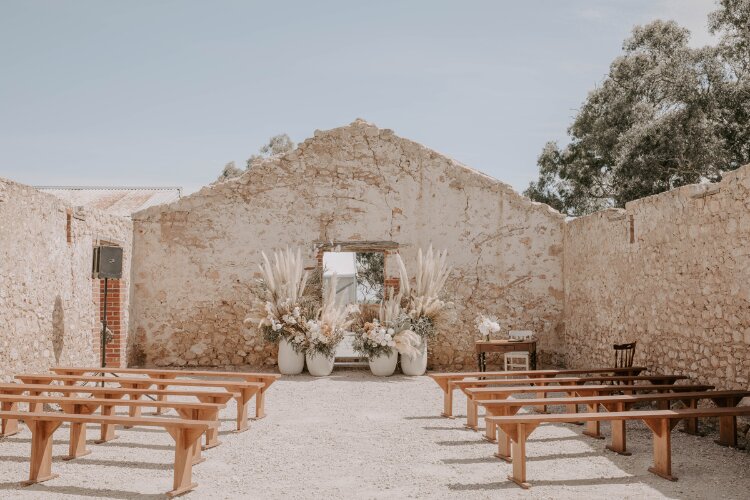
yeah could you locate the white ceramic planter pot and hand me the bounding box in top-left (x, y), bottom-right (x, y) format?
top-left (306, 351), bottom-right (335, 377)
top-left (368, 350), bottom-right (398, 376)
top-left (400, 339), bottom-right (428, 376)
top-left (277, 338), bottom-right (305, 375)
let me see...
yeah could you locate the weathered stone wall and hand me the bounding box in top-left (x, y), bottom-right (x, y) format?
top-left (130, 119), bottom-right (565, 370)
top-left (561, 166), bottom-right (750, 389)
top-left (0, 178), bottom-right (132, 381)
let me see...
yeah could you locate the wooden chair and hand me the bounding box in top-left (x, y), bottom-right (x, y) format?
top-left (504, 331), bottom-right (533, 371)
top-left (0, 410), bottom-right (217, 497)
top-left (614, 341), bottom-right (637, 368)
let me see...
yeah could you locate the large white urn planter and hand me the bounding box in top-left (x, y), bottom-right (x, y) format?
top-left (306, 351), bottom-right (335, 377)
top-left (277, 338), bottom-right (305, 375)
top-left (400, 339), bottom-right (428, 376)
top-left (368, 350), bottom-right (398, 376)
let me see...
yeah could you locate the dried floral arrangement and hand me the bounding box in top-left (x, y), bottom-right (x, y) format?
top-left (245, 247), bottom-right (321, 352)
top-left (245, 247), bottom-right (353, 356)
top-left (304, 274), bottom-right (357, 357)
top-left (351, 293), bottom-right (420, 360)
top-left (395, 246), bottom-right (453, 340)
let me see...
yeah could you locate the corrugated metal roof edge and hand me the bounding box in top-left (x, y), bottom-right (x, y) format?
top-left (35, 186), bottom-right (182, 193)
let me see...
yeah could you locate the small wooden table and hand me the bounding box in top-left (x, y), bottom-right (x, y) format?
top-left (475, 339), bottom-right (537, 371)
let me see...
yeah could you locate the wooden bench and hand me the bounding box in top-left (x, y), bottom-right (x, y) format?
top-left (0, 410), bottom-right (217, 497)
top-left (16, 374), bottom-right (262, 432)
top-left (478, 390), bottom-right (750, 459)
top-left (51, 366), bottom-right (280, 418)
top-left (463, 383), bottom-right (713, 430)
top-left (0, 393), bottom-right (226, 459)
top-left (0, 383), bottom-right (234, 448)
top-left (485, 407), bottom-right (750, 489)
top-left (429, 367), bottom-right (646, 417)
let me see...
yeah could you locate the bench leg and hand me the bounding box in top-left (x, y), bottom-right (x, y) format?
top-left (1, 401), bottom-right (19, 437)
top-left (125, 395), bottom-right (142, 429)
top-left (716, 415), bottom-right (737, 447)
top-left (465, 398), bottom-right (478, 431)
top-left (645, 418), bottom-right (677, 481)
top-left (254, 388), bottom-right (266, 419)
top-left (582, 404), bottom-right (603, 439)
top-left (506, 423), bottom-right (537, 489)
top-left (442, 386), bottom-right (453, 418)
top-left (155, 385), bottom-right (167, 415)
top-left (484, 419), bottom-right (496, 442)
top-left (167, 428), bottom-right (202, 497)
top-left (234, 392), bottom-right (250, 433)
top-left (494, 427), bottom-right (512, 463)
top-left (65, 423), bottom-right (91, 460)
top-left (682, 399), bottom-right (700, 435)
top-left (606, 420), bottom-right (630, 455)
top-left (97, 405), bottom-right (117, 443)
top-left (23, 420), bottom-right (61, 486)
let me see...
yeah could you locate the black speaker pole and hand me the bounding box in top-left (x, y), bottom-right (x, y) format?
top-left (101, 277), bottom-right (108, 369)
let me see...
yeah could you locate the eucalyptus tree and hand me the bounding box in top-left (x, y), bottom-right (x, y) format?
top-left (525, 0), bottom-right (750, 216)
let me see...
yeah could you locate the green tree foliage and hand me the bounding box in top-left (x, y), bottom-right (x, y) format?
top-left (525, 0), bottom-right (750, 216)
top-left (216, 134), bottom-right (295, 181)
top-left (217, 161), bottom-right (243, 181)
top-left (355, 252), bottom-right (385, 303)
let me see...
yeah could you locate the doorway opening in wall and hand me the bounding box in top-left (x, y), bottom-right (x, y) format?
top-left (322, 251), bottom-right (385, 366)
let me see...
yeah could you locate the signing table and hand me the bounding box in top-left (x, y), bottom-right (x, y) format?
top-left (475, 338), bottom-right (537, 371)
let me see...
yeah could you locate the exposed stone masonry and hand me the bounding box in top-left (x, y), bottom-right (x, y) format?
top-left (130, 119), bottom-right (566, 370)
top-left (0, 178), bottom-right (132, 381)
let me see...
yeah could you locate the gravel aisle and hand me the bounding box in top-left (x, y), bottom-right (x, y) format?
top-left (0, 371), bottom-right (748, 499)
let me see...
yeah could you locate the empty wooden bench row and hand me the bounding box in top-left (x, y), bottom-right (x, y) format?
top-left (429, 366), bottom-right (647, 417)
top-left (0, 409), bottom-right (215, 498)
top-left (487, 406), bottom-right (750, 489)
top-left (1, 366), bottom-right (282, 496)
top-left (430, 366), bottom-right (750, 489)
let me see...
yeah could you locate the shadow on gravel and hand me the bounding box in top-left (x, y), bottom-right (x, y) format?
top-left (448, 475), bottom-right (639, 491)
top-left (0, 481), bottom-right (165, 499)
top-left (435, 439), bottom-right (486, 446)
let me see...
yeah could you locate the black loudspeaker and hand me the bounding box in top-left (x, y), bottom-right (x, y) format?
top-left (92, 246), bottom-right (123, 279)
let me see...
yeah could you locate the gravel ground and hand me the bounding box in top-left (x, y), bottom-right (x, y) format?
top-left (0, 370), bottom-right (748, 499)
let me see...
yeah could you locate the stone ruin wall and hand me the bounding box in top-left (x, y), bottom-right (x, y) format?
top-left (561, 165), bottom-right (750, 390)
top-left (0, 178), bottom-right (133, 381)
top-left (129, 120), bottom-right (566, 370)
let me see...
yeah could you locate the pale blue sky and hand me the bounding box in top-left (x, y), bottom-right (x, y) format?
top-left (0, 0), bottom-right (717, 194)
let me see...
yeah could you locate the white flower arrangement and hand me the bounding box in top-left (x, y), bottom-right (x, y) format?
top-left (475, 314), bottom-right (501, 340)
top-left (353, 293), bottom-right (421, 360)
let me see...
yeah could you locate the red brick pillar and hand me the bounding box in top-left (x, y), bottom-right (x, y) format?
top-left (92, 278), bottom-right (124, 367)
